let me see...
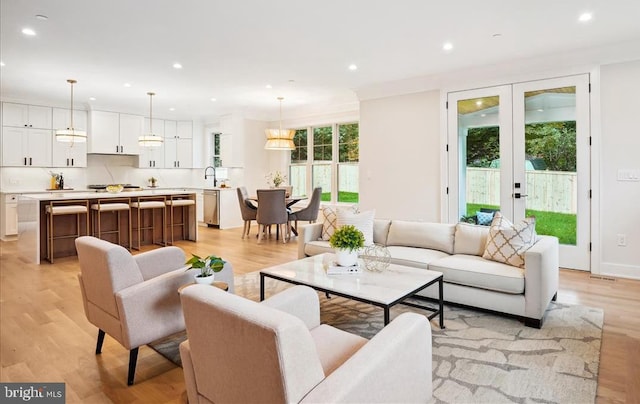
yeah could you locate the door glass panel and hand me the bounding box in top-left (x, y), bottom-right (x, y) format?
top-left (458, 96), bottom-right (501, 223)
top-left (523, 86), bottom-right (577, 245)
top-left (338, 123), bottom-right (359, 203)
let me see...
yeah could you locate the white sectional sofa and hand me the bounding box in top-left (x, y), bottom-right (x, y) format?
top-left (298, 220), bottom-right (559, 328)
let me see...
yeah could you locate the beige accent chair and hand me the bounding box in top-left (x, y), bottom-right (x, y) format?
top-left (256, 188), bottom-right (291, 243)
top-left (179, 284), bottom-right (433, 403)
top-left (236, 186), bottom-right (257, 239)
top-left (75, 236), bottom-right (193, 385)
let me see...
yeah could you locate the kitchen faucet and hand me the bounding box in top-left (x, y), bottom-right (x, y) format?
top-left (204, 166), bottom-right (218, 187)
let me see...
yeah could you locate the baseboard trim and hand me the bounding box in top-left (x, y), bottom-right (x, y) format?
top-left (598, 262), bottom-right (640, 280)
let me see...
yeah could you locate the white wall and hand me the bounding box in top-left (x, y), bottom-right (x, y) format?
top-left (599, 60), bottom-right (640, 278)
top-left (359, 91), bottom-right (441, 221)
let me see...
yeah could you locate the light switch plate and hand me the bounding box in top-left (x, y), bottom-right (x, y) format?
top-left (617, 169), bottom-right (640, 181)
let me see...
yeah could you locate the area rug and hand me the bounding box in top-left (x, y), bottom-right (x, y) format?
top-left (149, 272), bottom-right (603, 404)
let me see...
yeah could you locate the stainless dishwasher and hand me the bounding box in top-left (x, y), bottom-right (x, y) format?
top-left (203, 190), bottom-right (219, 226)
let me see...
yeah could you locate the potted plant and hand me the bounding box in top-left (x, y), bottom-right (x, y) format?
top-left (329, 225), bottom-right (365, 267)
top-left (148, 177), bottom-right (157, 188)
top-left (185, 253), bottom-right (226, 284)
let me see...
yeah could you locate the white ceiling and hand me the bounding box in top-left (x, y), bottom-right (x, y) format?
top-left (2, 0), bottom-right (640, 121)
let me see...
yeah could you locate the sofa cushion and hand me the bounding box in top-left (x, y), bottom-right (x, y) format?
top-left (429, 254), bottom-right (525, 294)
top-left (454, 223), bottom-right (490, 256)
top-left (386, 246), bottom-right (450, 269)
top-left (305, 240), bottom-right (333, 257)
top-left (373, 219), bottom-right (391, 245)
top-left (337, 209), bottom-right (375, 246)
top-left (483, 212), bottom-right (536, 268)
top-left (386, 221), bottom-right (455, 254)
top-left (476, 211), bottom-right (495, 226)
top-left (320, 206), bottom-right (339, 241)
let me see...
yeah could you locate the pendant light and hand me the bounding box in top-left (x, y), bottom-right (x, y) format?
top-left (139, 92), bottom-right (163, 147)
top-left (264, 97), bottom-right (295, 150)
top-left (55, 79), bottom-right (87, 143)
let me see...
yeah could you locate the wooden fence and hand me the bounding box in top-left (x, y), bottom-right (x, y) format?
top-left (466, 167), bottom-right (577, 214)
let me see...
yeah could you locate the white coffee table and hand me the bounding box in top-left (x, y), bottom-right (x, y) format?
top-left (259, 253), bottom-right (444, 328)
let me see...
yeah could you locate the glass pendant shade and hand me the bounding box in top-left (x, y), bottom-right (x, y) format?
top-left (55, 79), bottom-right (87, 143)
top-left (139, 92), bottom-right (164, 147)
top-left (265, 97), bottom-right (295, 150)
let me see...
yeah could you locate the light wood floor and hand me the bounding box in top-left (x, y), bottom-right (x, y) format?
top-left (1, 226), bottom-right (639, 403)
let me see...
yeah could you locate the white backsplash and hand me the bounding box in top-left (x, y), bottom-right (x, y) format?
top-left (0, 154), bottom-right (245, 192)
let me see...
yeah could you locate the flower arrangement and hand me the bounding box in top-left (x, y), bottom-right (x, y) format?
top-left (266, 171), bottom-right (287, 187)
top-left (185, 253), bottom-right (226, 278)
top-left (148, 177), bottom-right (157, 187)
top-left (329, 225), bottom-right (365, 252)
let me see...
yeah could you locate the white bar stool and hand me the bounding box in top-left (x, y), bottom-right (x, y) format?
top-left (165, 195), bottom-right (196, 245)
top-left (45, 200), bottom-right (90, 263)
top-left (130, 196), bottom-right (166, 250)
top-left (90, 198), bottom-right (132, 248)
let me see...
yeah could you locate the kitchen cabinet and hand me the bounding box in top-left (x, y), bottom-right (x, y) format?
top-left (2, 103), bottom-right (52, 129)
top-left (176, 121), bottom-right (193, 138)
top-left (218, 114), bottom-right (244, 167)
top-left (52, 108), bottom-right (87, 167)
top-left (219, 133), bottom-right (244, 167)
top-left (137, 118), bottom-right (165, 168)
top-left (138, 144), bottom-right (165, 168)
top-left (88, 111), bottom-right (142, 154)
top-left (1, 127), bottom-right (52, 167)
top-left (1, 193), bottom-right (19, 240)
top-left (164, 136), bottom-right (193, 168)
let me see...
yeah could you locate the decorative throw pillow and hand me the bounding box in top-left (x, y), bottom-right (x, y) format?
top-left (476, 211), bottom-right (495, 226)
top-left (482, 212), bottom-right (536, 268)
top-left (336, 208), bottom-right (376, 246)
top-left (320, 205), bottom-right (360, 241)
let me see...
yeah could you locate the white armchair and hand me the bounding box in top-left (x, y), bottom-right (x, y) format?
top-left (76, 236), bottom-right (194, 385)
top-left (179, 284), bottom-right (432, 403)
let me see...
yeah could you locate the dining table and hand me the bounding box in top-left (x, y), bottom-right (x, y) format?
top-left (248, 195), bottom-right (308, 237)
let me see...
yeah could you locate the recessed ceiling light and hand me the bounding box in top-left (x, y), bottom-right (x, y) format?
top-left (123, 83), bottom-right (131, 88)
top-left (210, 98), bottom-right (217, 102)
top-left (169, 107), bottom-right (176, 111)
top-left (0, 62), bottom-right (5, 67)
top-left (22, 28), bottom-right (36, 36)
top-left (35, 14), bottom-right (48, 20)
top-left (348, 64), bottom-right (358, 71)
top-left (173, 63), bottom-right (182, 69)
top-left (578, 12), bottom-right (593, 22)
top-left (442, 42), bottom-right (453, 51)
top-left (89, 97), bottom-right (96, 101)
top-left (265, 84), bottom-right (272, 89)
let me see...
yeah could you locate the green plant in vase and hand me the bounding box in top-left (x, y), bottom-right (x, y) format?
top-left (186, 253), bottom-right (225, 284)
top-left (329, 225), bottom-right (365, 267)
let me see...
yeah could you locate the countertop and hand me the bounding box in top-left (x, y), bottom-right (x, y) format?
top-left (1, 186), bottom-right (237, 195)
top-left (19, 189), bottom-right (199, 201)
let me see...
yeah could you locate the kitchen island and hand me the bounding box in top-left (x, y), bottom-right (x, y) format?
top-left (18, 189), bottom-right (198, 264)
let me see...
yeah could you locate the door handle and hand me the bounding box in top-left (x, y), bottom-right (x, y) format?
top-left (514, 193), bottom-right (529, 199)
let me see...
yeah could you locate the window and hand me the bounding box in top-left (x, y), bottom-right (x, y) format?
top-left (211, 132), bottom-right (222, 167)
top-left (289, 122), bottom-right (359, 203)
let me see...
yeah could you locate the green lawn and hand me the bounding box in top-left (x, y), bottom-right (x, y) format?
top-left (466, 203), bottom-right (576, 245)
top-left (320, 192), bottom-right (359, 203)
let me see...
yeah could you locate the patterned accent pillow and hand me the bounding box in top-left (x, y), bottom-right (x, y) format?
top-left (320, 206), bottom-right (339, 241)
top-left (476, 211), bottom-right (495, 226)
top-left (320, 205), bottom-right (361, 241)
top-left (482, 212), bottom-right (536, 268)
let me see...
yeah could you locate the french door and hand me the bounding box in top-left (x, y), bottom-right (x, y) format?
top-left (447, 75), bottom-right (591, 270)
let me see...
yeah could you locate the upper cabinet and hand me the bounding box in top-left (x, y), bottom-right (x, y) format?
top-left (88, 110), bottom-right (142, 155)
top-left (218, 114), bottom-right (244, 167)
top-left (176, 121), bottom-right (193, 138)
top-left (2, 102), bottom-right (52, 167)
top-left (2, 103), bottom-right (52, 129)
top-left (51, 108), bottom-right (88, 167)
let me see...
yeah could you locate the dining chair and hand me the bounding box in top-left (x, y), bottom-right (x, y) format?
top-left (256, 188), bottom-right (290, 244)
top-left (289, 186), bottom-right (322, 234)
top-left (236, 186), bottom-right (257, 239)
